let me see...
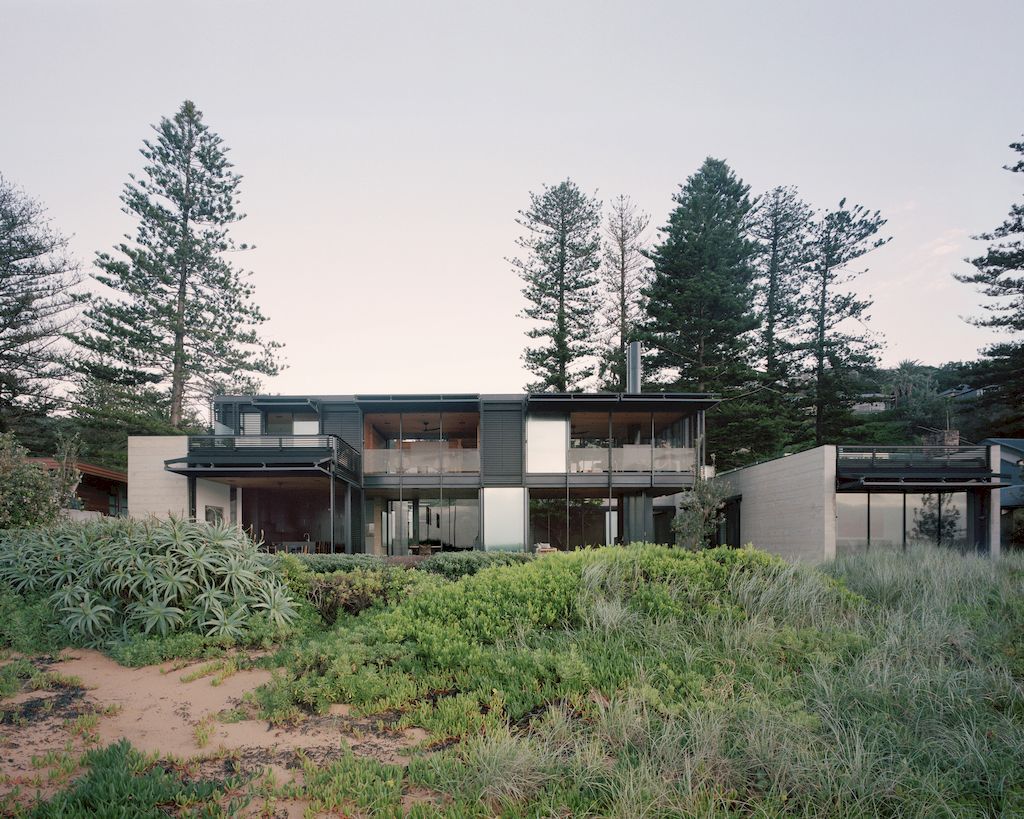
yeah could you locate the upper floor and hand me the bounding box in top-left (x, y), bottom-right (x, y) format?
top-left (193, 391), bottom-right (716, 488)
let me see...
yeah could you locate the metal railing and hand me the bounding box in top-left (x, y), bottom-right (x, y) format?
top-left (837, 445), bottom-right (989, 473)
top-left (187, 434), bottom-right (361, 477)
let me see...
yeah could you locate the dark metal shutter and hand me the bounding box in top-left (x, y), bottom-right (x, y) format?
top-left (350, 489), bottom-right (363, 552)
top-left (480, 400), bottom-right (524, 486)
top-left (322, 405), bottom-right (362, 453)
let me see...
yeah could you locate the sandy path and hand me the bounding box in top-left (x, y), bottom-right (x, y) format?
top-left (0, 650), bottom-right (435, 814)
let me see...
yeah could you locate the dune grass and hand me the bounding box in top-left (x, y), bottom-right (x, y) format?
top-left (17, 542), bottom-right (1024, 816)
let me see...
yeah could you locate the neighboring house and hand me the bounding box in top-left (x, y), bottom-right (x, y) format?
top-left (719, 444), bottom-right (1005, 562)
top-left (981, 438), bottom-right (1024, 550)
top-left (938, 384), bottom-right (993, 402)
top-left (850, 392), bottom-right (893, 415)
top-left (27, 458), bottom-right (128, 517)
top-left (128, 389), bottom-right (714, 554)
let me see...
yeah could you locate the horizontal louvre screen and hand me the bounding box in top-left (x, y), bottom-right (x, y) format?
top-left (323, 407), bottom-right (362, 453)
top-left (240, 412), bottom-right (262, 435)
top-left (481, 401), bottom-right (524, 486)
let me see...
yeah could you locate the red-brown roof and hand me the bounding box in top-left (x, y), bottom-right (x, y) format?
top-left (26, 458), bottom-right (127, 484)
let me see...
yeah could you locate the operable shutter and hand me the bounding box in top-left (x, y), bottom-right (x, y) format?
top-left (480, 400), bottom-right (524, 486)
top-left (322, 405), bottom-right (362, 453)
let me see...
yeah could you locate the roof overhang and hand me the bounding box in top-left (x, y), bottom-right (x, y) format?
top-left (526, 392), bottom-right (718, 413)
top-left (837, 476), bottom-right (1008, 492)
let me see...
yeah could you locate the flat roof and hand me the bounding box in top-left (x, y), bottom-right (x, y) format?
top-left (214, 391), bottom-right (717, 409)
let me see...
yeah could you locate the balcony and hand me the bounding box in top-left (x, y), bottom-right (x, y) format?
top-left (569, 445), bottom-right (697, 474)
top-left (836, 445), bottom-right (994, 489)
top-left (363, 446), bottom-right (480, 476)
top-left (184, 435), bottom-right (361, 482)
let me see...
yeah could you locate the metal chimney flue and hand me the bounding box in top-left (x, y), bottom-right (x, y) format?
top-left (626, 341), bottom-right (642, 393)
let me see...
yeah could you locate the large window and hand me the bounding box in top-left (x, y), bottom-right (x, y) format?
top-left (653, 412), bottom-right (695, 473)
top-left (611, 412), bottom-right (653, 472)
top-left (265, 411), bottom-right (319, 435)
top-left (869, 493), bottom-right (903, 551)
top-left (569, 412), bottom-right (609, 474)
top-left (363, 412), bottom-right (479, 475)
top-left (836, 494), bottom-right (869, 554)
top-left (907, 492), bottom-right (968, 549)
top-left (837, 491), bottom-right (976, 555)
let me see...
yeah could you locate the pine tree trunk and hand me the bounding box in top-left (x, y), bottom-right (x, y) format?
top-left (169, 121), bottom-right (196, 429)
top-left (814, 270), bottom-right (828, 446)
top-left (765, 227), bottom-right (780, 381)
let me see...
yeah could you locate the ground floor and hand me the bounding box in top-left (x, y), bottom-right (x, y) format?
top-left (237, 484), bottom-right (681, 556)
top-left (719, 444), bottom-right (1004, 562)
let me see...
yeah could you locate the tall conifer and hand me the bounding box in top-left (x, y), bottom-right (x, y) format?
top-left (955, 135), bottom-right (1024, 435)
top-left (801, 200), bottom-right (889, 445)
top-left (640, 158), bottom-right (758, 393)
top-left (513, 180), bottom-right (602, 392)
top-left (79, 101), bottom-right (282, 428)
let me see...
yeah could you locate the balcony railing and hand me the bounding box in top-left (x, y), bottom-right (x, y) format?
top-left (186, 434), bottom-right (361, 479)
top-left (363, 447), bottom-right (480, 475)
top-left (837, 445), bottom-right (990, 474)
top-left (567, 445), bottom-right (697, 474)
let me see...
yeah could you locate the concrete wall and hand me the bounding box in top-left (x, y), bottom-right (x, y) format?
top-left (127, 436), bottom-right (230, 521)
top-left (720, 446), bottom-right (837, 563)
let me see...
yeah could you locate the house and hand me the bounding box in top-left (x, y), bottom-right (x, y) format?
top-left (127, 387), bottom-right (714, 554)
top-left (27, 458), bottom-right (128, 518)
top-left (981, 438), bottom-right (1024, 549)
top-left (718, 443), bottom-right (1005, 561)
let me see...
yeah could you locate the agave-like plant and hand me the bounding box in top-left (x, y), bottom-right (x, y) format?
top-left (203, 605), bottom-right (249, 640)
top-left (128, 596), bottom-right (185, 637)
top-left (254, 581), bottom-right (298, 629)
top-left (1, 516), bottom-right (299, 645)
top-left (62, 591), bottom-right (115, 641)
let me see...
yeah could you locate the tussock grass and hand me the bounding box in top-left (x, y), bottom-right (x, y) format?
top-left (21, 542), bottom-right (1024, 816)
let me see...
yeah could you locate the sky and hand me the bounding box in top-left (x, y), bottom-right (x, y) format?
top-left (2, 0), bottom-right (1022, 395)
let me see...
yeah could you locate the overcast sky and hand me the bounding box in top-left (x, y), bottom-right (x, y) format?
top-left (3, 0), bottom-right (1022, 395)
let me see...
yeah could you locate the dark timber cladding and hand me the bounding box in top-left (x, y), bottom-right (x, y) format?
top-left (480, 398), bottom-right (525, 485)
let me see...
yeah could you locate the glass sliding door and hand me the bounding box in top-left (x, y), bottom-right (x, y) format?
top-left (441, 412), bottom-right (480, 474)
top-left (836, 494), bottom-right (868, 555)
top-left (611, 411), bottom-right (653, 472)
top-left (569, 411), bottom-right (609, 474)
top-left (868, 494), bottom-right (903, 551)
top-left (653, 412), bottom-right (696, 473)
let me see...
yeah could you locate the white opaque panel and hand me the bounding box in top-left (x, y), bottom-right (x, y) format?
top-left (482, 487), bottom-right (526, 551)
top-left (526, 414), bottom-right (567, 473)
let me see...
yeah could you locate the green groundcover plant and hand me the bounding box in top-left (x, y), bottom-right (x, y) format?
top-left (8, 541), bottom-right (1024, 817)
top-left (0, 517), bottom-right (299, 649)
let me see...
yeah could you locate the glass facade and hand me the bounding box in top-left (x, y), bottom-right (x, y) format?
top-left (837, 491), bottom-right (976, 555)
top-left (265, 411), bottom-right (319, 435)
top-left (836, 494), bottom-right (868, 554)
top-left (528, 411), bottom-right (696, 475)
top-left (372, 495), bottom-right (480, 555)
top-left (363, 412), bottom-right (479, 475)
top-left (569, 412), bottom-right (609, 474)
top-left (868, 493), bottom-right (903, 551)
top-left (529, 494), bottom-right (615, 549)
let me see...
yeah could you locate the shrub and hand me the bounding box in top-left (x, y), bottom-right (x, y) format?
top-left (418, 550), bottom-right (533, 580)
top-left (0, 517), bottom-right (298, 648)
top-left (28, 739), bottom-right (244, 817)
top-left (307, 567), bottom-right (441, 624)
top-left (0, 432), bottom-right (62, 528)
top-left (284, 553), bottom-right (386, 573)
